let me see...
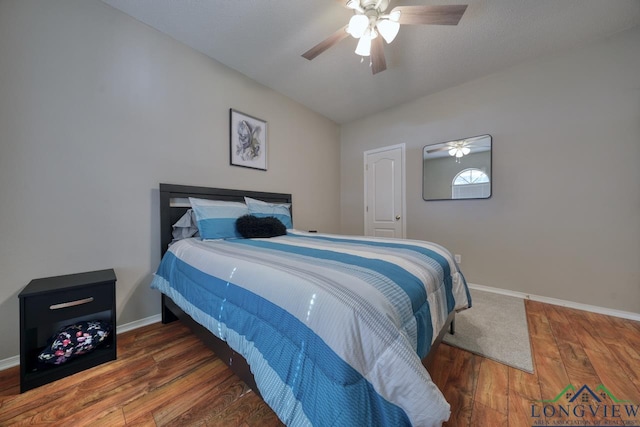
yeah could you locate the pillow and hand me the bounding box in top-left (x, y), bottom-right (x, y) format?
top-left (244, 197), bottom-right (292, 229)
top-left (171, 209), bottom-right (200, 241)
top-left (38, 320), bottom-right (111, 365)
top-left (189, 197), bottom-right (249, 239)
top-left (236, 215), bottom-right (287, 238)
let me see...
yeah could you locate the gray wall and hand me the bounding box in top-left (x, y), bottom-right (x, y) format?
top-left (0, 0), bottom-right (340, 360)
top-left (341, 27), bottom-right (640, 313)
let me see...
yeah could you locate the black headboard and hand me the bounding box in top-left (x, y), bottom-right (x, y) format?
top-left (159, 183), bottom-right (293, 256)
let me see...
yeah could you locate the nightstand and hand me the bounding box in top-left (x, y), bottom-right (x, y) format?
top-left (18, 269), bottom-right (117, 393)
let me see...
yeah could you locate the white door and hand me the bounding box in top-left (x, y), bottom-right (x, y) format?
top-left (364, 144), bottom-right (405, 238)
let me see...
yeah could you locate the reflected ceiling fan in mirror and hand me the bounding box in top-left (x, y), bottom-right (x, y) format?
top-left (426, 135), bottom-right (490, 162)
top-left (302, 1), bottom-right (467, 74)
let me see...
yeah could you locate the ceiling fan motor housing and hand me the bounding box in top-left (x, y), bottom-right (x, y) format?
top-left (351, 0), bottom-right (394, 37)
top-left (359, 0), bottom-right (391, 13)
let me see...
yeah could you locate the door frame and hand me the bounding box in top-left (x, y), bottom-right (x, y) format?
top-left (363, 143), bottom-right (406, 238)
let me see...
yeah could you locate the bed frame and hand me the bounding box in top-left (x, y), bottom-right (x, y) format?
top-left (158, 183), bottom-right (453, 397)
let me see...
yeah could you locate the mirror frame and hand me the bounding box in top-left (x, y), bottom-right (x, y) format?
top-left (422, 134), bottom-right (493, 201)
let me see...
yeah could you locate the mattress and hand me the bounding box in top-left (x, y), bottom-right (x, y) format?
top-left (151, 230), bottom-right (471, 426)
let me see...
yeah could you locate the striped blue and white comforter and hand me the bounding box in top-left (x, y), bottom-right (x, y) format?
top-left (151, 230), bottom-right (471, 426)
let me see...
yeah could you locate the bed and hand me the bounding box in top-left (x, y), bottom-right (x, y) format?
top-left (152, 183), bottom-right (471, 426)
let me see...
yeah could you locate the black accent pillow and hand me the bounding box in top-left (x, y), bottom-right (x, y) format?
top-left (236, 214), bottom-right (287, 238)
top-left (38, 320), bottom-right (111, 365)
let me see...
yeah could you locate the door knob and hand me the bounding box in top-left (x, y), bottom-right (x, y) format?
top-left (395, 215), bottom-right (401, 221)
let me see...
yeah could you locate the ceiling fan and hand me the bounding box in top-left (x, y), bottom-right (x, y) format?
top-left (426, 136), bottom-right (490, 160)
top-left (302, 0), bottom-right (468, 74)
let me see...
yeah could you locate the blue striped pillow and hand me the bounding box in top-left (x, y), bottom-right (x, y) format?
top-left (189, 198), bottom-right (249, 239)
top-left (244, 197), bottom-right (292, 229)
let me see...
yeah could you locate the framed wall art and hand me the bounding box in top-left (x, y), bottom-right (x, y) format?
top-left (229, 109), bottom-right (267, 171)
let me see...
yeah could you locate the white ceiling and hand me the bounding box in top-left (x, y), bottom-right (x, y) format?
top-left (100, 0), bottom-right (640, 124)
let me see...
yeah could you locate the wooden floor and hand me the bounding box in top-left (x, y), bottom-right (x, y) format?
top-left (1, 300), bottom-right (639, 426)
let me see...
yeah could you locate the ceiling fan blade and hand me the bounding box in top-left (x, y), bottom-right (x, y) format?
top-left (370, 36), bottom-right (387, 74)
top-left (393, 5), bottom-right (468, 26)
top-left (302, 26), bottom-right (349, 60)
top-left (427, 146), bottom-right (451, 153)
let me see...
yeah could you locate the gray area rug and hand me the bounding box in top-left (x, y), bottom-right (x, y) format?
top-left (443, 288), bottom-right (534, 373)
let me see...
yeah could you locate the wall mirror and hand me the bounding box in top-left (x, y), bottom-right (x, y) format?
top-left (422, 134), bottom-right (492, 201)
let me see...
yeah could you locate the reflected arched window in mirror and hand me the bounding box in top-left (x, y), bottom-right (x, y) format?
top-left (452, 168), bottom-right (490, 199)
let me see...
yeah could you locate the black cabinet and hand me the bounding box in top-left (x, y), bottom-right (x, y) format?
top-left (19, 269), bottom-right (117, 393)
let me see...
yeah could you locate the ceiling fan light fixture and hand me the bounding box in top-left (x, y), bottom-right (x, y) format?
top-left (462, 147), bottom-right (471, 155)
top-left (376, 19), bottom-right (400, 43)
top-left (355, 30), bottom-right (372, 56)
top-left (347, 14), bottom-right (369, 38)
top-left (389, 9), bottom-right (401, 22)
top-left (448, 148), bottom-right (457, 156)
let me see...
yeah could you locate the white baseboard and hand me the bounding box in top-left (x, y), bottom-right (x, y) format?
top-left (468, 283), bottom-right (640, 322)
top-left (0, 314), bottom-right (162, 371)
top-left (116, 314), bottom-right (162, 334)
top-left (0, 355), bottom-right (19, 372)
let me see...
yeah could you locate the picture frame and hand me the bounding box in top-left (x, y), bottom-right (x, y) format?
top-left (229, 109), bottom-right (267, 171)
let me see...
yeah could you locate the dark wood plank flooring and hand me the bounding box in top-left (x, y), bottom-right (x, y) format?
top-left (1, 300), bottom-right (639, 426)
